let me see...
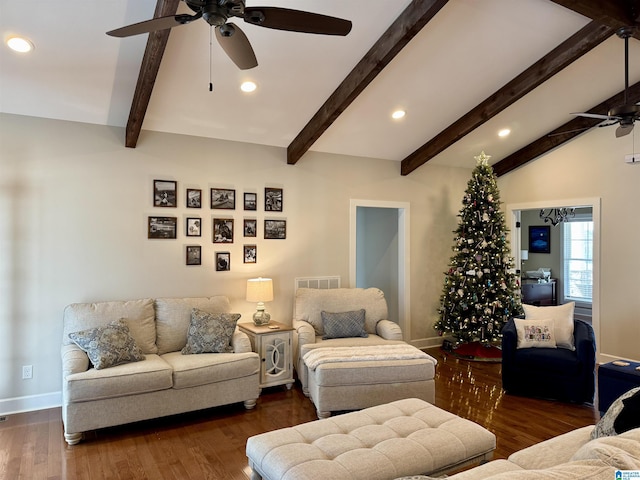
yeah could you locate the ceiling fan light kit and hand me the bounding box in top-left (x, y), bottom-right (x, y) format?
top-left (106, 0), bottom-right (352, 71)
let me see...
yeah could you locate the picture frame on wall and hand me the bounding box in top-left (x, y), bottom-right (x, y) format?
top-left (265, 187), bottom-right (283, 212)
top-left (154, 180), bottom-right (177, 207)
top-left (148, 216), bottom-right (177, 239)
top-left (186, 217), bottom-right (201, 237)
top-left (264, 219), bottom-right (286, 239)
top-left (529, 225), bottom-right (551, 254)
top-left (211, 188), bottom-right (235, 209)
top-left (216, 252), bottom-right (231, 271)
top-left (244, 192), bottom-right (257, 211)
top-left (186, 246), bottom-right (201, 265)
top-left (244, 219), bottom-right (257, 237)
top-left (186, 189), bottom-right (202, 208)
top-left (244, 245), bottom-right (257, 263)
top-left (213, 218), bottom-right (234, 243)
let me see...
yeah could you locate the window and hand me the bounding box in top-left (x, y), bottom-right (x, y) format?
top-left (563, 219), bottom-right (593, 303)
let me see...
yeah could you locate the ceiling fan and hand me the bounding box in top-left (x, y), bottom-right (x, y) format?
top-left (572, 26), bottom-right (640, 138)
top-left (106, 0), bottom-right (352, 70)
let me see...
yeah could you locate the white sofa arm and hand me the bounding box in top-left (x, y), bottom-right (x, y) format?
top-left (376, 320), bottom-right (403, 341)
top-left (61, 344), bottom-right (89, 377)
top-left (231, 329), bottom-right (253, 353)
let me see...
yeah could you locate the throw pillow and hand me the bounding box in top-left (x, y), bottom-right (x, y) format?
top-left (514, 318), bottom-right (557, 349)
top-left (592, 386), bottom-right (640, 439)
top-left (181, 309), bottom-right (240, 354)
top-left (321, 309), bottom-right (368, 340)
top-left (613, 388), bottom-right (640, 434)
top-left (68, 318), bottom-right (145, 370)
top-left (522, 302), bottom-right (575, 350)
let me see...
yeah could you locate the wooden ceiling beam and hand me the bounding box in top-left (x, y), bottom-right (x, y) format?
top-left (549, 0), bottom-right (640, 31)
top-left (400, 21), bottom-right (613, 175)
top-left (124, 0), bottom-right (180, 148)
top-left (492, 80), bottom-right (640, 177)
top-left (286, 0), bottom-right (449, 165)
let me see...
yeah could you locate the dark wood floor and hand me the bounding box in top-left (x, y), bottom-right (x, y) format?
top-left (0, 348), bottom-right (600, 480)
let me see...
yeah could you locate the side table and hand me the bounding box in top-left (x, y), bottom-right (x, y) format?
top-left (238, 321), bottom-right (294, 391)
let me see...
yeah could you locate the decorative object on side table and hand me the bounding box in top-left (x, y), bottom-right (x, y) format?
top-left (246, 277), bottom-right (273, 325)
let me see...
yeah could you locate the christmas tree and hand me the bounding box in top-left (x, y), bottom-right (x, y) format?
top-left (434, 152), bottom-right (522, 345)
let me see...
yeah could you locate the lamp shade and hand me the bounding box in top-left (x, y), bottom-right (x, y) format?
top-left (246, 277), bottom-right (274, 303)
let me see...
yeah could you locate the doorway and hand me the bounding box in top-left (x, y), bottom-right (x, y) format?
top-left (506, 198), bottom-right (601, 360)
top-left (349, 200), bottom-right (410, 338)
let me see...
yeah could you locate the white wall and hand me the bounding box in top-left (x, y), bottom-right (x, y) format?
top-left (498, 126), bottom-right (640, 363)
top-left (0, 113), bottom-right (471, 411)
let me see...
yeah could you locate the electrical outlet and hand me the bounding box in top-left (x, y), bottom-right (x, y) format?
top-left (22, 365), bottom-right (33, 379)
top-left (625, 153), bottom-right (640, 164)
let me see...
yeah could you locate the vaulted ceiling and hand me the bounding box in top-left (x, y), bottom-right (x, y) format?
top-left (2, 0), bottom-right (640, 176)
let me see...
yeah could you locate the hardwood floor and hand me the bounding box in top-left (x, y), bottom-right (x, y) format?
top-left (0, 348), bottom-right (600, 480)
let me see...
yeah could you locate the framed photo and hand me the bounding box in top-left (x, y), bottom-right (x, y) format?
top-left (529, 225), bottom-right (551, 254)
top-left (244, 219), bottom-right (257, 237)
top-left (154, 180), bottom-right (177, 207)
top-left (210, 188), bottom-right (235, 209)
top-left (244, 192), bottom-right (257, 211)
top-left (186, 217), bottom-right (201, 237)
top-left (244, 245), bottom-right (257, 263)
top-left (216, 252), bottom-right (230, 271)
top-left (264, 219), bottom-right (286, 239)
top-left (186, 246), bottom-right (201, 265)
top-left (148, 216), bottom-right (177, 239)
top-left (265, 187), bottom-right (283, 212)
top-left (213, 218), bottom-right (234, 243)
top-left (186, 189), bottom-right (202, 208)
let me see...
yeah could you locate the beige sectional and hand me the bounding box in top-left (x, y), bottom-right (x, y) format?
top-left (447, 425), bottom-right (640, 480)
top-left (61, 296), bottom-right (260, 445)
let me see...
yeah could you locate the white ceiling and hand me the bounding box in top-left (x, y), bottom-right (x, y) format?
top-left (2, 0), bottom-right (640, 171)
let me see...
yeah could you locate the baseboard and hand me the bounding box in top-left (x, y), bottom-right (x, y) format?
top-left (599, 353), bottom-right (640, 365)
top-left (409, 336), bottom-right (447, 350)
top-left (0, 391), bottom-right (62, 415)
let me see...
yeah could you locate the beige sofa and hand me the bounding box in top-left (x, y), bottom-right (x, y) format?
top-left (61, 296), bottom-right (260, 445)
top-left (292, 287), bottom-right (437, 417)
top-left (446, 425), bottom-right (640, 479)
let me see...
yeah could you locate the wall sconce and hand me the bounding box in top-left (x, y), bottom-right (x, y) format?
top-left (539, 208), bottom-right (575, 226)
top-left (246, 277), bottom-right (273, 326)
top-left (521, 250), bottom-right (529, 262)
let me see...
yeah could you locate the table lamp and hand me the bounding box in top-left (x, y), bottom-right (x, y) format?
top-left (246, 277), bottom-right (273, 326)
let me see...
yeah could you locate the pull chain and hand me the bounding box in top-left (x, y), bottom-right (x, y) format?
top-left (209, 26), bottom-right (214, 92)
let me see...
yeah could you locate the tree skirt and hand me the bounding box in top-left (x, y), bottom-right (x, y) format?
top-left (443, 341), bottom-right (502, 362)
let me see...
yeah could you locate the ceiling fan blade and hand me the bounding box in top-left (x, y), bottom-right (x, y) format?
top-left (570, 112), bottom-right (614, 120)
top-left (107, 13), bottom-right (200, 37)
top-left (243, 7), bottom-right (352, 36)
top-left (616, 123), bottom-right (634, 137)
top-left (215, 23), bottom-right (258, 70)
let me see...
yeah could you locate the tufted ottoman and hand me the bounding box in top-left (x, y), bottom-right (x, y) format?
top-left (246, 398), bottom-right (496, 480)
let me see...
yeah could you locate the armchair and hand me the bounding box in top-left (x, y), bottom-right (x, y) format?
top-left (502, 317), bottom-right (596, 404)
top-left (292, 287), bottom-right (436, 417)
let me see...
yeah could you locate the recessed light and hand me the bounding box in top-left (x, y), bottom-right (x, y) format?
top-left (240, 81), bottom-right (257, 93)
top-left (6, 36), bottom-right (34, 53)
top-left (498, 128), bottom-right (511, 138)
top-left (392, 110), bottom-right (406, 120)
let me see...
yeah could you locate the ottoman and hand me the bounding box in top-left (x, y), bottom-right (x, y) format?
top-left (246, 398), bottom-right (495, 480)
top-left (302, 344), bottom-right (437, 418)
top-left (598, 360), bottom-right (640, 413)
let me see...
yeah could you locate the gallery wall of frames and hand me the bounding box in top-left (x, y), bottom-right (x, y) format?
top-left (149, 180), bottom-right (285, 271)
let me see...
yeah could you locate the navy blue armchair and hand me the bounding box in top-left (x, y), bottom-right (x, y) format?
top-left (501, 317), bottom-right (596, 404)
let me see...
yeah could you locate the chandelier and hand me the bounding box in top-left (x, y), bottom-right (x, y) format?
top-left (539, 207), bottom-right (575, 226)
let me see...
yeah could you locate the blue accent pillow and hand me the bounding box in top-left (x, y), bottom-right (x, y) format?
top-left (321, 309), bottom-right (368, 340)
top-left (69, 318), bottom-right (145, 370)
top-left (182, 309), bottom-right (240, 354)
